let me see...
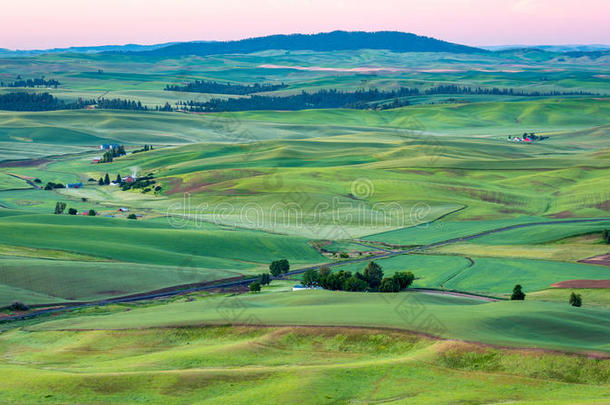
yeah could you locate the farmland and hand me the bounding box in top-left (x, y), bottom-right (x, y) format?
top-left (0, 35), bottom-right (609, 404)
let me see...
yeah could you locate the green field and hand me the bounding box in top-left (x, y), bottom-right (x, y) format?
top-left (0, 210), bottom-right (325, 306)
top-left (27, 290), bottom-right (610, 354)
top-left (0, 324), bottom-right (607, 404)
top-left (1, 43), bottom-right (609, 404)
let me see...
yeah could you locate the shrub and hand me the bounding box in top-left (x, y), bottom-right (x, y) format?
top-left (68, 208), bottom-right (77, 215)
top-left (249, 281), bottom-right (261, 293)
top-left (88, 209), bottom-right (96, 216)
top-left (569, 292), bottom-right (582, 307)
top-left (258, 273), bottom-right (271, 286)
top-left (511, 284), bottom-right (526, 300)
top-left (33, 178), bottom-right (41, 183)
top-left (339, 252), bottom-right (349, 258)
top-left (393, 271), bottom-right (415, 290)
top-left (127, 213), bottom-right (137, 219)
top-left (8, 301), bottom-right (29, 311)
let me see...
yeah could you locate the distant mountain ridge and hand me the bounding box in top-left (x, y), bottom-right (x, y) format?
top-left (0, 43), bottom-right (178, 57)
top-left (483, 44), bottom-right (610, 52)
top-left (115, 31), bottom-right (485, 57)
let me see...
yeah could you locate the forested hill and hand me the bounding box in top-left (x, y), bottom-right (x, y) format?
top-left (117, 31), bottom-right (485, 57)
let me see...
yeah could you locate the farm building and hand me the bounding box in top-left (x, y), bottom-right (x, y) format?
top-left (100, 144), bottom-right (119, 150)
top-left (123, 176), bottom-right (136, 183)
top-left (117, 207), bottom-right (129, 212)
top-left (292, 284), bottom-right (323, 291)
top-left (67, 183), bottom-right (83, 188)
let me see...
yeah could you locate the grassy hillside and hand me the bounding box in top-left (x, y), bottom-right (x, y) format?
top-left (0, 210), bottom-right (325, 306)
top-left (30, 290), bottom-right (610, 354)
top-left (0, 325), bottom-right (607, 404)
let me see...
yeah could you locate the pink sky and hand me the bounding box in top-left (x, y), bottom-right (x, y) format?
top-left (3, 0), bottom-right (609, 50)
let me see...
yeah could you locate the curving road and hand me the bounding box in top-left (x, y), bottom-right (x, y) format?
top-left (1, 216), bottom-right (609, 324)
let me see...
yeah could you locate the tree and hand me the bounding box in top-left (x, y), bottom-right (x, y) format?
top-left (318, 266), bottom-right (332, 288)
top-left (88, 209), bottom-right (96, 216)
top-left (104, 173), bottom-right (110, 185)
top-left (127, 213), bottom-right (137, 220)
top-left (68, 208), bottom-right (78, 215)
top-left (393, 271), bottom-right (415, 290)
top-left (269, 259), bottom-right (290, 277)
top-left (258, 273), bottom-right (271, 286)
top-left (603, 229), bottom-right (610, 244)
top-left (302, 269), bottom-right (319, 287)
top-left (569, 292), bottom-right (582, 307)
top-left (511, 284), bottom-right (526, 300)
top-left (327, 270), bottom-right (352, 290)
top-left (98, 177), bottom-right (104, 186)
top-left (54, 201), bottom-right (66, 214)
top-left (363, 261), bottom-right (384, 289)
top-left (343, 275), bottom-right (368, 292)
top-left (116, 174), bottom-right (122, 184)
top-left (249, 281), bottom-right (261, 293)
top-left (379, 277), bottom-right (400, 292)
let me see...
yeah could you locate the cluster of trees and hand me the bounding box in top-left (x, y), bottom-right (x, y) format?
top-left (173, 84), bottom-right (599, 113)
top-left (121, 174), bottom-right (156, 192)
top-left (177, 88), bottom-right (421, 112)
top-left (302, 262), bottom-right (414, 293)
top-left (0, 92), bottom-right (167, 112)
top-left (131, 144), bottom-right (154, 154)
top-left (44, 181), bottom-right (65, 190)
top-left (0, 92), bottom-right (89, 111)
top-left (422, 84), bottom-right (597, 97)
top-left (98, 145), bottom-right (126, 163)
top-left (249, 272), bottom-right (273, 293)
top-left (1, 77), bottom-right (60, 88)
top-left (96, 98), bottom-right (147, 110)
top-left (603, 229), bottom-right (610, 244)
top-left (98, 173), bottom-right (112, 185)
top-left (165, 80), bottom-right (287, 95)
top-left (509, 132), bottom-right (550, 141)
top-left (54, 202), bottom-right (67, 214)
top-left (269, 259), bottom-right (290, 276)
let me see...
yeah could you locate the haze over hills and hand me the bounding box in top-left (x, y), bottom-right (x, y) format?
top-left (0, 43), bottom-right (178, 56)
top-left (0, 31), bottom-right (484, 57)
top-left (2, 31), bottom-right (608, 58)
top-left (483, 44), bottom-right (610, 52)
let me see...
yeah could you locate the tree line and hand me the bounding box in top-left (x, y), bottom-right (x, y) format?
top-left (165, 80), bottom-right (287, 95)
top-left (0, 92), bottom-right (89, 111)
top-left (0, 92), bottom-right (163, 112)
top-left (176, 85), bottom-right (599, 112)
top-left (1, 77), bottom-right (61, 88)
top-left (302, 261), bottom-right (415, 292)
